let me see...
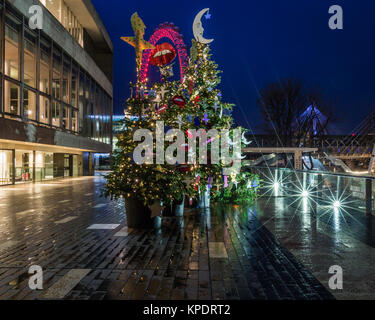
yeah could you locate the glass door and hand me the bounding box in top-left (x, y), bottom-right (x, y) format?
top-left (0, 150), bottom-right (13, 185)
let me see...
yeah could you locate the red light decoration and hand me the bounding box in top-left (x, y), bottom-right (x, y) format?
top-left (156, 104), bottom-right (168, 115)
top-left (140, 22), bottom-right (189, 83)
top-left (149, 43), bottom-right (177, 67)
top-left (171, 95), bottom-right (186, 107)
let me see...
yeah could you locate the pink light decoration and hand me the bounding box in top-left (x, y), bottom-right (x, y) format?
top-left (224, 176), bottom-right (228, 188)
top-left (140, 22), bottom-right (189, 83)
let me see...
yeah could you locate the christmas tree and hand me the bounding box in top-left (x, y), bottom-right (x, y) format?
top-left (105, 11), bottom-right (260, 221)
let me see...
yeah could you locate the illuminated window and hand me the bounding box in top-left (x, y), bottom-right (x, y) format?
top-left (52, 48), bottom-right (61, 100)
top-left (40, 0), bottom-right (84, 47)
top-left (62, 105), bottom-right (70, 130)
top-left (62, 57), bottom-right (70, 104)
top-left (52, 101), bottom-right (60, 127)
top-left (71, 109), bottom-right (78, 132)
top-left (4, 81), bottom-right (20, 116)
top-left (24, 30), bottom-right (37, 88)
top-left (39, 95), bottom-right (50, 124)
top-left (40, 37), bottom-right (51, 94)
top-left (5, 15), bottom-right (20, 80)
top-left (23, 89), bottom-right (36, 121)
top-left (71, 64), bottom-right (78, 108)
top-left (0, 150), bottom-right (13, 186)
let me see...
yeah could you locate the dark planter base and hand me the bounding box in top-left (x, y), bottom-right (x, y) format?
top-left (163, 197), bottom-right (185, 217)
top-left (124, 197), bottom-right (154, 229)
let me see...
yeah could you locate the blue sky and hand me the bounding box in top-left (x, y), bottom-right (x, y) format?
top-left (92, 0), bottom-right (375, 133)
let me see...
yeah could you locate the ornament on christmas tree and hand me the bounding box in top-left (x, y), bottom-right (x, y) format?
top-left (156, 104), bottom-right (168, 115)
top-left (121, 13), bottom-right (156, 70)
top-left (172, 95), bottom-right (186, 107)
top-left (149, 43), bottom-right (177, 66)
top-left (159, 63), bottom-right (175, 78)
top-left (193, 8), bottom-right (214, 44)
top-left (242, 132), bottom-right (252, 145)
top-left (194, 117), bottom-right (200, 126)
top-left (224, 175), bottom-right (228, 188)
top-left (158, 86), bottom-right (170, 99)
top-left (202, 113), bottom-right (210, 125)
top-left (174, 115), bottom-right (184, 130)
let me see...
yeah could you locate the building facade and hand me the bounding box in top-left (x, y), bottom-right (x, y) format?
top-left (0, 0), bottom-right (113, 185)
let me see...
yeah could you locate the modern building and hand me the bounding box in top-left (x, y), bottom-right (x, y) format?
top-left (0, 0), bottom-right (113, 186)
top-left (93, 115), bottom-right (124, 171)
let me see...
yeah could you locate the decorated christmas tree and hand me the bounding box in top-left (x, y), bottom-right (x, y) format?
top-left (105, 10), bottom-right (260, 228)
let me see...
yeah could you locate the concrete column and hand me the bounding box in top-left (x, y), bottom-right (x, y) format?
top-left (294, 151), bottom-right (303, 170)
top-left (32, 150), bottom-right (36, 183)
top-left (366, 178), bottom-right (373, 216)
top-left (369, 144), bottom-right (375, 174)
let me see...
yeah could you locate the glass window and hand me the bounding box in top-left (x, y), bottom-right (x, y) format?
top-left (24, 30), bottom-right (37, 88)
top-left (23, 89), bottom-right (36, 121)
top-left (15, 150), bottom-right (33, 183)
top-left (4, 81), bottom-right (20, 116)
top-left (62, 57), bottom-right (70, 104)
top-left (52, 48), bottom-right (61, 100)
top-left (52, 101), bottom-right (60, 127)
top-left (5, 16), bottom-right (20, 80)
top-left (71, 109), bottom-right (78, 132)
top-left (71, 64), bottom-right (78, 108)
top-left (35, 152), bottom-right (54, 181)
top-left (43, 0), bottom-right (62, 21)
top-left (40, 37), bottom-right (51, 94)
top-left (62, 105), bottom-right (70, 130)
top-left (0, 150), bottom-right (13, 186)
top-left (39, 95), bottom-right (50, 124)
top-left (79, 71), bottom-right (86, 134)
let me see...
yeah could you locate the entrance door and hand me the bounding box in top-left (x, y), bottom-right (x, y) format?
top-left (0, 150), bottom-right (13, 185)
top-left (64, 154), bottom-right (70, 177)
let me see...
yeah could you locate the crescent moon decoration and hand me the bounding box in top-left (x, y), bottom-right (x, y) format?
top-left (242, 132), bottom-right (252, 145)
top-left (193, 8), bottom-right (214, 44)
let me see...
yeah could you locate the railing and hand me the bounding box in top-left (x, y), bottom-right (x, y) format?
top-left (248, 166), bottom-right (375, 215)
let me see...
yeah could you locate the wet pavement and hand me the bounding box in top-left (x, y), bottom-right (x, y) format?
top-left (0, 176), bottom-right (370, 300)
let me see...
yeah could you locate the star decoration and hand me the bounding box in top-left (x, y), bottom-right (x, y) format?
top-left (153, 94), bottom-right (162, 104)
top-left (202, 113), bottom-right (210, 125)
top-left (159, 86), bottom-right (169, 100)
top-left (205, 11), bottom-right (211, 19)
top-left (121, 13), bottom-right (155, 69)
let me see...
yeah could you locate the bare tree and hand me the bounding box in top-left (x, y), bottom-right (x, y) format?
top-left (257, 78), bottom-right (333, 147)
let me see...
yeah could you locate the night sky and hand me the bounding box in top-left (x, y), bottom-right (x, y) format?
top-left (92, 0), bottom-right (375, 134)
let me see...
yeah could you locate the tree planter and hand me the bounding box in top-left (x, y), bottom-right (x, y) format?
top-left (163, 197), bottom-right (185, 217)
top-left (198, 187), bottom-right (210, 208)
top-left (124, 197), bottom-right (154, 229)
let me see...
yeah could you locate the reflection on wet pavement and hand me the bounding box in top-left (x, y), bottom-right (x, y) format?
top-left (0, 176), bottom-right (339, 300)
top-left (258, 196), bottom-right (375, 300)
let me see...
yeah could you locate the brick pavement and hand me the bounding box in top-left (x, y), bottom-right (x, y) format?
top-left (0, 177), bottom-right (334, 300)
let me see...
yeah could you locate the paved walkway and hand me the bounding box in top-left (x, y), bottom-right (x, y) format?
top-left (0, 176), bottom-right (351, 300)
